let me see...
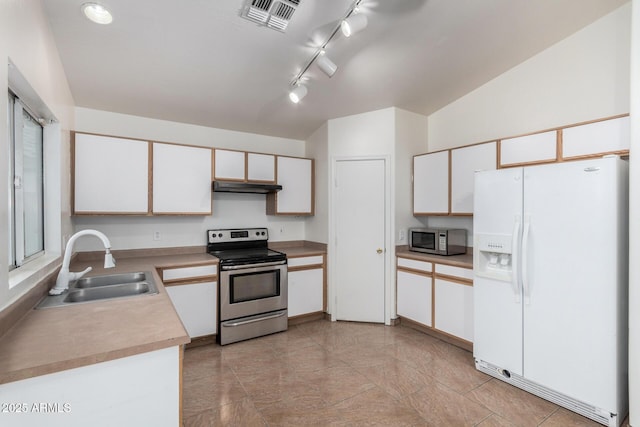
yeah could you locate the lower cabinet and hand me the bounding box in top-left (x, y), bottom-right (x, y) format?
top-left (396, 256), bottom-right (473, 343)
top-left (287, 255), bottom-right (325, 317)
top-left (396, 257), bottom-right (433, 327)
top-left (434, 278), bottom-right (474, 342)
top-left (159, 263), bottom-right (218, 338)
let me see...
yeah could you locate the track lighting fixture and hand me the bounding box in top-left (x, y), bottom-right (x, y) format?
top-left (316, 51), bottom-right (337, 77)
top-left (341, 13), bottom-right (367, 37)
top-left (289, 84), bottom-right (308, 104)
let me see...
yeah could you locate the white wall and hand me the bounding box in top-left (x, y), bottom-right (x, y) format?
top-left (305, 122), bottom-right (328, 244)
top-left (0, 0), bottom-right (75, 309)
top-left (72, 108), bottom-right (308, 250)
top-left (394, 108), bottom-right (429, 244)
top-left (428, 3), bottom-right (631, 151)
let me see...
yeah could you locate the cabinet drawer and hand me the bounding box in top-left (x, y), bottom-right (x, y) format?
top-left (434, 264), bottom-right (472, 281)
top-left (162, 264), bottom-right (218, 282)
top-left (397, 257), bottom-right (432, 273)
top-left (288, 255), bottom-right (324, 269)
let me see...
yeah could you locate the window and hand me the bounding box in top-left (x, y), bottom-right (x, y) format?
top-left (7, 91), bottom-right (45, 277)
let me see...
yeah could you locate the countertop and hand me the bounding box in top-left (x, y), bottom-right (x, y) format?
top-left (396, 246), bottom-right (473, 269)
top-left (0, 242), bottom-right (326, 385)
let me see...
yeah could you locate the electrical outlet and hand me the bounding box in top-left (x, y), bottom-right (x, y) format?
top-left (153, 231), bottom-right (161, 241)
top-left (399, 230), bottom-right (405, 242)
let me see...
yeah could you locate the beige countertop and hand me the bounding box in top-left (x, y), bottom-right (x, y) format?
top-left (0, 252), bottom-right (217, 385)
top-left (0, 242), bottom-right (326, 386)
top-left (396, 246), bottom-right (473, 269)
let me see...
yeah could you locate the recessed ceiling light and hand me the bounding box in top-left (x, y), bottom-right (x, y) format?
top-left (82, 3), bottom-right (113, 25)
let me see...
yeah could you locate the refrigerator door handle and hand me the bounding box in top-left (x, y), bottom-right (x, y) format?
top-left (511, 216), bottom-right (521, 303)
top-left (522, 214), bottom-right (531, 304)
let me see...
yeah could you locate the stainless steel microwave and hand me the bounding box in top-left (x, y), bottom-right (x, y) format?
top-left (408, 228), bottom-right (467, 256)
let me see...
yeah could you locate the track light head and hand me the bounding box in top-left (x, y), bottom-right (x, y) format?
top-left (289, 84), bottom-right (308, 103)
top-left (316, 52), bottom-right (337, 77)
top-left (341, 14), bottom-right (367, 37)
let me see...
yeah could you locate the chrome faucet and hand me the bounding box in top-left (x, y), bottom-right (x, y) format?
top-left (50, 229), bottom-right (116, 295)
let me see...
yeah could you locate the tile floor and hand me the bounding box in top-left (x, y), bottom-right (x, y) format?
top-left (182, 320), bottom-right (629, 426)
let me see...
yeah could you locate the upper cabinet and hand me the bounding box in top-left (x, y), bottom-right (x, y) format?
top-left (499, 130), bottom-right (558, 167)
top-left (73, 132), bottom-right (212, 215)
top-left (213, 149), bottom-right (245, 181)
top-left (267, 156), bottom-right (314, 215)
top-left (152, 142), bottom-right (212, 215)
top-left (73, 133), bottom-right (149, 214)
top-left (451, 142), bottom-right (497, 214)
top-left (247, 153), bottom-right (276, 183)
top-left (561, 115), bottom-right (630, 160)
top-left (413, 150), bottom-right (449, 215)
top-left (214, 149), bottom-right (276, 183)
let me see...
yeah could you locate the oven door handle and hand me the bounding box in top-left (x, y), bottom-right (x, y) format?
top-left (222, 311), bottom-right (286, 327)
top-left (222, 260), bottom-right (287, 270)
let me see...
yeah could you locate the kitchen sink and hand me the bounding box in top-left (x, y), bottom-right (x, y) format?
top-left (37, 271), bottom-right (158, 309)
top-left (74, 271), bottom-right (148, 288)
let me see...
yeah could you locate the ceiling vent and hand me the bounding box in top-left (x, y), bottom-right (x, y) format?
top-left (242, 0), bottom-right (301, 32)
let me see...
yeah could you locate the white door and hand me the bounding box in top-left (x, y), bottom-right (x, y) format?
top-left (334, 159), bottom-right (385, 323)
top-left (473, 167), bottom-right (524, 375)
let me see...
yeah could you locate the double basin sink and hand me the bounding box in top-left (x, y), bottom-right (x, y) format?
top-left (37, 271), bottom-right (158, 309)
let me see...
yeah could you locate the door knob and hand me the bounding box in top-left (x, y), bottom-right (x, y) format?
top-left (376, 248), bottom-right (383, 254)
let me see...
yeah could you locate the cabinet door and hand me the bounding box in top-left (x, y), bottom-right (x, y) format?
top-left (214, 149), bottom-right (245, 181)
top-left (500, 130), bottom-right (557, 167)
top-left (434, 278), bottom-right (473, 342)
top-left (451, 142), bottom-right (497, 214)
top-left (153, 143), bottom-right (212, 214)
top-left (397, 270), bottom-right (432, 327)
top-left (166, 281), bottom-right (217, 337)
top-left (288, 268), bottom-right (323, 317)
top-left (73, 133), bottom-right (149, 214)
top-left (562, 116), bottom-right (630, 159)
top-left (247, 153), bottom-right (275, 183)
top-left (413, 151), bottom-right (449, 215)
top-left (268, 156), bottom-right (314, 215)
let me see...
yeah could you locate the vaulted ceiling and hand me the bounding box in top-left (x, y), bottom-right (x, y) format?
top-left (42, 0), bottom-right (627, 140)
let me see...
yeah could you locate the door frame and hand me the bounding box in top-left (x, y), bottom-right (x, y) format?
top-left (328, 155), bottom-right (393, 325)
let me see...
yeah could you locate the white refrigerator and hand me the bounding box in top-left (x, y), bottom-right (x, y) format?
top-left (473, 156), bottom-right (628, 426)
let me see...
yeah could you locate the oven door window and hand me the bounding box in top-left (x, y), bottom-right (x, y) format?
top-left (230, 270), bottom-right (280, 303)
top-left (413, 232), bottom-right (436, 250)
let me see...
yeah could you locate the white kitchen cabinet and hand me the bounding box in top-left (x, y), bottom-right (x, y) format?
top-left (161, 263), bottom-right (218, 338)
top-left (267, 156), bottom-right (314, 215)
top-left (166, 281), bottom-right (217, 337)
top-left (562, 115), bottom-right (630, 159)
top-left (152, 142), bottom-right (212, 214)
top-left (247, 152), bottom-right (275, 182)
top-left (73, 132), bottom-right (149, 214)
top-left (500, 130), bottom-right (558, 167)
top-left (433, 262), bottom-right (473, 342)
top-left (397, 270), bottom-right (432, 327)
top-left (0, 346), bottom-right (180, 426)
top-left (287, 255), bottom-right (324, 317)
top-left (413, 150), bottom-right (449, 215)
top-left (451, 142), bottom-right (497, 214)
top-left (214, 149), bottom-right (245, 181)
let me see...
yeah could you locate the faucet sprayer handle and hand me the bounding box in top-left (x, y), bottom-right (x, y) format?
top-left (69, 267), bottom-right (93, 281)
top-left (104, 251), bottom-right (116, 269)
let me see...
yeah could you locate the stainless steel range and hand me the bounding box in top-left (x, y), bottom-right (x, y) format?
top-left (207, 228), bottom-right (288, 345)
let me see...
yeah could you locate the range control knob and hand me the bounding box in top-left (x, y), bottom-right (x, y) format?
top-left (218, 233), bottom-right (223, 238)
top-left (261, 231), bottom-right (266, 235)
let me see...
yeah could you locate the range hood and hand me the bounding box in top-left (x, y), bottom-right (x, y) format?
top-left (212, 181), bottom-right (282, 194)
